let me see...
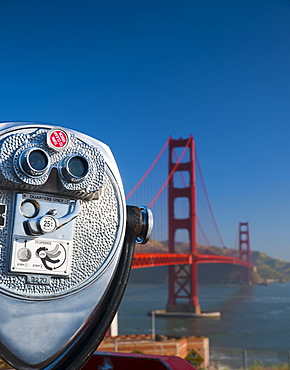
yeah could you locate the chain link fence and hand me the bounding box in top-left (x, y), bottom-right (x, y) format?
top-left (209, 347), bottom-right (290, 370)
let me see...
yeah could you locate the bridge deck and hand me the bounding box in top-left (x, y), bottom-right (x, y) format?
top-left (132, 253), bottom-right (251, 269)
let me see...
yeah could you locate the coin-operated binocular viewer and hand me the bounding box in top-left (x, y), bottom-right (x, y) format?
top-left (0, 122), bottom-right (153, 370)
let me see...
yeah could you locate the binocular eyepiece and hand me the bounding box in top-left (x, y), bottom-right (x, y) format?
top-left (0, 125), bottom-right (105, 201)
top-left (19, 147), bottom-right (50, 177)
top-left (0, 122), bottom-right (153, 370)
top-left (19, 148), bottom-right (90, 183)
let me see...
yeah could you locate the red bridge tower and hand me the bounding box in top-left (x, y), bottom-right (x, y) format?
top-left (238, 222), bottom-right (252, 285)
top-left (166, 135), bottom-right (201, 314)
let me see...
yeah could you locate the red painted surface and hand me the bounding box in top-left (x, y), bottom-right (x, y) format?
top-left (166, 136), bottom-right (200, 312)
top-left (239, 222), bottom-right (252, 284)
top-left (132, 253), bottom-right (191, 268)
top-left (81, 351), bottom-right (196, 370)
top-left (132, 253), bottom-right (251, 269)
top-left (196, 254), bottom-right (251, 267)
top-left (48, 129), bottom-right (68, 149)
top-left (131, 137), bottom-right (252, 313)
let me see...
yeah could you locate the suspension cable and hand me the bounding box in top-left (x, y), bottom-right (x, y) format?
top-left (126, 137), bottom-right (171, 200)
top-left (173, 149), bottom-right (212, 247)
top-left (197, 217), bottom-right (212, 247)
top-left (195, 148), bottom-right (226, 248)
top-left (148, 137), bottom-right (191, 208)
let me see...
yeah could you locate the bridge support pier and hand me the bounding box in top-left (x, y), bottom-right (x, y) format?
top-left (166, 262), bottom-right (201, 314)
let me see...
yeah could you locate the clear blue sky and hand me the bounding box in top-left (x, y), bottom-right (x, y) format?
top-left (0, 0), bottom-right (290, 261)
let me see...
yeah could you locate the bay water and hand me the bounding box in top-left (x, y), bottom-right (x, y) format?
top-left (118, 282), bottom-right (290, 368)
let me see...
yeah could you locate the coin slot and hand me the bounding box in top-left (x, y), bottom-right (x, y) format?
top-left (20, 199), bottom-right (39, 218)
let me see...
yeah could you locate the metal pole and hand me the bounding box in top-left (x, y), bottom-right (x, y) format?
top-left (243, 349), bottom-right (248, 370)
top-left (152, 310), bottom-right (155, 341)
top-left (288, 351), bottom-right (290, 369)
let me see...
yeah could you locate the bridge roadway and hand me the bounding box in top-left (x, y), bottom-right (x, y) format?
top-left (132, 253), bottom-right (251, 269)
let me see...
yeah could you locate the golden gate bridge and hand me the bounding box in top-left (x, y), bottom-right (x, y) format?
top-left (126, 136), bottom-right (252, 315)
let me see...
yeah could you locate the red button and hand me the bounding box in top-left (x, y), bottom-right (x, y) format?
top-left (48, 130), bottom-right (68, 149)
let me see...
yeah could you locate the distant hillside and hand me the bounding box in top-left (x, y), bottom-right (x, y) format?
top-left (131, 240), bottom-right (290, 284)
top-left (251, 251), bottom-right (290, 282)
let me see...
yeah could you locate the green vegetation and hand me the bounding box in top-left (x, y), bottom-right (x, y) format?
top-left (255, 264), bottom-right (287, 281)
top-left (252, 251), bottom-right (290, 282)
top-left (249, 361), bottom-right (289, 369)
top-left (131, 349), bottom-right (144, 354)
